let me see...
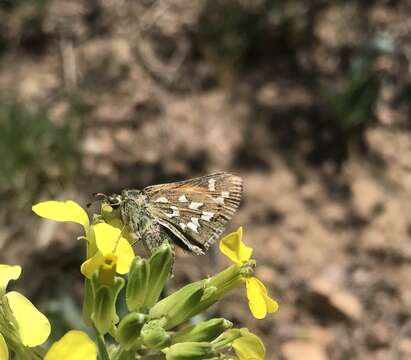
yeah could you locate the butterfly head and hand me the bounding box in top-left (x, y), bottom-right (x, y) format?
top-left (87, 192), bottom-right (124, 209)
top-left (106, 194), bottom-right (124, 209)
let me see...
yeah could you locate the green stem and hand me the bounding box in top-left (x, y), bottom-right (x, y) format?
top-left (111, 346), bottom-right (124, 360)
top-left (95, 330), bottom-right (110, 360)
top-left (10, 345), bottom-right (42, 360)
top-left (32, 346), bottom-right (47, 359)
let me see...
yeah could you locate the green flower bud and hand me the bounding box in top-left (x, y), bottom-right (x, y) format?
top-left (207, 265), bottom-right (245, 297)
top-left (171, 318), bottom-right (233, 344)
top-left (150, 264), bottom-right (251, 330)
top-left (162, 342), bottom-right (215, 360)
top-left (141, 319), bottom-right (171, 350)
top-left (116, 312), bottom-right (148, 350)
top-left (144, 243), bottom-right (173, 308)
top-left (91, 276), bottom-right (125, 335)
top-left (150, 281), bottom-right (206, 329)
top-left (126, 257), bottom-right (150, 312)
top-left (101, 204), bottom-right (122, 223)
top-left (211, 329), bottom-right (242, 350)
top-left (186, 264), bottom-right (249, 317)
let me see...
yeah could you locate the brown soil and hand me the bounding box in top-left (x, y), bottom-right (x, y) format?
top-left (0, 1), bottom-right (411, 359)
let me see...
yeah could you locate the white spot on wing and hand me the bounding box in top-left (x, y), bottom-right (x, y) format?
top-left (187, 222), bottom-right (198, 233)
top-left (154, 196), bottom-right (169, 203)
top-left (216, 197), bottom-right (225, 205)
top-left (178, 195), bottom-right (188, 203)
top-left (208, 178), bottom-right (216, 191)
top-left (180, 223), bottom-right (187, 230)
top-left (187, 217), bottom-right (200, 233)
top-left (221, 191), bottom-right (230, 198)
top-left (201, 211), bottom-right (214, 222)
top-left (189, 202), bottom-right (203, 210)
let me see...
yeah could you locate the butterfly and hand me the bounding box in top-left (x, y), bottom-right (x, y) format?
top-left (98, 173), bottom-right (243, 255)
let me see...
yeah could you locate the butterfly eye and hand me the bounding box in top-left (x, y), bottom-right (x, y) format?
top-left (108, 195), bottom-right (122, 208)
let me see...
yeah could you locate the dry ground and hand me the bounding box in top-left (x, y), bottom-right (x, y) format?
top-left (0, 1), bottom-right (411, 359)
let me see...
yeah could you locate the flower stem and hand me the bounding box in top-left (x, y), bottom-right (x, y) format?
top-left (95, 330), bottom-right (110, 360)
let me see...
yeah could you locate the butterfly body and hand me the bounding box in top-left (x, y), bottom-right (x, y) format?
top-left (105, 173), bottom-right (243, 255)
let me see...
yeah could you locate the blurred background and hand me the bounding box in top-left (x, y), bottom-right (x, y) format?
top-left (0, 0), bottom-right (410, 359)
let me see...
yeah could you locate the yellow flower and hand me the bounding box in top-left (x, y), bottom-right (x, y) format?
top-left (219, 227), bottom-right (252, 265)
top-left (219, 227), bottom-right (278, 319)
top-left (232, 328), bottom-right (266, 360)
top-left (32, 200), bottom-right (90, 237)
top-left (245, 277), bottom-right (278, 320)
top-left (81, 223), bottom-right (134, 279)
top-left (0, 265), bottom-right (21, 296)
top-left (0, 265), bottom-right (51, 349)
top-left (32, 201), bottom-right (134, 278)
top-left (45, 330), bottom-right (96, 360)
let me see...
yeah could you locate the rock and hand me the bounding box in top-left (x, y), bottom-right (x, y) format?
top-left (256, 82), bottom-right (279, 107)
top-left (281, 340), bottom-right (328, 360)
top-left (399, 338), bottom-right (411, 357)
top-left (309, 276), bottom-right (363, 322)
top-left (304, 326), bottom-right (335, 348)
top-left (351, 175), bottom-right (384, 218)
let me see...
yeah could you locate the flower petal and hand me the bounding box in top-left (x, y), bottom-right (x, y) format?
top-left (0, 265), bottom-right (21, 294)
top-left (45, 330), bottom-right (97, 360)
top-left (93, 223), bottom-right (134, 274)
top-left (245, 278), bottom-right (267, 319)
top-left (245, 277), bottom-right (278, 319)
top-left (6, 291), bottom-right (50, 347)
top-left (93, 223), bottom-right (123, 255)
top-left (114, 238), bottom-right (134, 274)
top-left (233, 328), bottom-right (266, 360)
top-left (32, 201), bottom-right (89, 234)
top-left (219, 227), bottom-right (252, 264)
top-left (263, 292), bottom-right (279, 314)
top-left (250, 277), bottom-right (278, 314)
top-left (0, 333), bottom-right (9, 360)
top-left (81, 252), bottom-right (105, 279)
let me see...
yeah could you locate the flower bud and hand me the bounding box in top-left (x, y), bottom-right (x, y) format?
top-left (187, 263), bottom-right (252, 316)
top-left (211, 329), bottom-right (242, 350)
top-left (232, 328), bottom-right (266, 360)
top-left (149, 282), bottom-right (206, 329)
top-left (91, 276), bottom-right (125, 335)
top-left (171, 318), bottom-right (233, 344)
top-left (101, 204), bottom-right (120, 223)
top-left (116, 312), bottom-right (148, 350)
top-left (162, 342), bottom-right (214, 360)
top-left (144, 243), bottom-right (173, 308)
top-left (141, 320), bottom-right (171, 350)
top-left (126, 257), bottom-right (150, 312)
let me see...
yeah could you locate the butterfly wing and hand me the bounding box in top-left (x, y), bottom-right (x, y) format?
top-left (143, 172), bottom-right (243, 252)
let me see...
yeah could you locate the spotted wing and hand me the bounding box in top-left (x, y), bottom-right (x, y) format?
top-left (143, 172), bottom-right (243, 253)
